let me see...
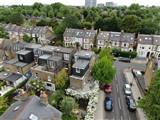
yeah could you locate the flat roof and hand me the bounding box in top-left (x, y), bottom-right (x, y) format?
top-left (16, 50), bottom-right (31, 55)
top-left (48, 56), bottom-right (62, 61)
top-left (0, 72), bottom-right (11, 80)
top-left (5, 73), bottom-right (23, 82)
top-left (72, 60), bottom-right (89, 69)
top-left (14, 62), bottom-right (28, 67)
top-left (39, 54), bottom-right (51, 60)
top-left (75, 50), bottom-right (94, 59)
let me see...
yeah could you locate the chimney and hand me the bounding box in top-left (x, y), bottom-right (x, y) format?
top-left (40, 91), bottom-right (48, 106)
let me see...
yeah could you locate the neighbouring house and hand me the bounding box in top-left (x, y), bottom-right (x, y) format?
top-left (0, 93), bottom-right (62, 120)
top-left (0, 23), bottom-right (54, 45)
top-left (70, 50), bottom-right (95, 89)
top-left (31, 45), bottom-right (74, 82)
top-left (136, 34), bottom-right (154, 58)
top-left (97, 31), bottom-right (109, 49)
top-left (152, 35), bottom-right (160, 59)
top-left (0, 72), bottom-right (27, 96)
top-left (3, 49), bottom-right (35, 74)
top-left (120, 32), bottom-right (135, 51)
top-left (63, 28), bottom-right (97, 50)
top-left (108, 32), bottom-right (121, 49)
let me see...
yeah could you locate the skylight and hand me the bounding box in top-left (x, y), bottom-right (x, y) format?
top-left (29, 114), bottom-right (38, 120)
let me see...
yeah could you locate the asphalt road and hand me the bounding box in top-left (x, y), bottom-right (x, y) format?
top-left (104, 60), bottom-right (146, 120)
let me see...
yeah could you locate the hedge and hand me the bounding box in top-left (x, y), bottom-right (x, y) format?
top-left (112, 49), bottom-right (137, 58)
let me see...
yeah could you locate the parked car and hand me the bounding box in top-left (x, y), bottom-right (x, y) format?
top-left (124, 84), bottom-right (132, 95)
top-left (104, 84), bottom-right (112, 93)
top-left (104, 97), bottom-right (113, 111)
top-left (126, 96), bottom-right (136, 111)
top-left (118, 57), bottom-right (131, 63)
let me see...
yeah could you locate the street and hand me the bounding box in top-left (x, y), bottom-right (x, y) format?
top-left (104, 60), bottom-right (146, 120)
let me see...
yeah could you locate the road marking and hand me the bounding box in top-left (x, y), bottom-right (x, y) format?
top-left (118, 98), bottom-right (121, 110)
top-left (116, 85), bottom-right (119, 93)
top-left (129, 116), bottom-right (131, 120)
top-left (120, 116), bottom-right (123, 120)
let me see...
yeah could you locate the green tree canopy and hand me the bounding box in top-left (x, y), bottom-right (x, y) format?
top-left (60, 96), bottom-right (78, 115)
top-left (54, 68), bottom-right (69, 89)
top-left (9, 12), bottom-right (24, 25)
top-left (121, 15), bottom-right (141, 33)
top-left (139, 70), bottom-right (160, 120)
top-left (92, 48), bottom-right (116, 84)
top-left (0, 27), bottom-right (9, 39)
top-left (0, 97), bottom-right (8, 115)
top-left (23, 34), bottom-right (33, 43)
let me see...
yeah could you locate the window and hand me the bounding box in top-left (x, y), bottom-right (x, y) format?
top-left (76, 68), bottom-right (80, 73)
top-left (142, 47), bottom-right (144, 49)
top-left (115, 43), bottom-right (117, 46)
top-left (64, 54), bottom-right (69, 61)
top-left (124, 44), bottom-right (126, 47)
top-left (19, 55), bottom-right (23, 61)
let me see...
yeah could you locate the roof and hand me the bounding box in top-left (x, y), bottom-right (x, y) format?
top-left (109, 32), bottom-right (121, 42)
top-left (5, 73), bottom-right (23, 82)
top-left (39, 54), bottom-right (51, 60)
top-left (153, 35), bottom-right (160, 46)
top-left (0, 72), bottom-right (11, 80)
top-left (25, 43), bottom-right (42, 49)
top-left (16, 50), bottom-right (31, 55)
top-left (72, 60), bottom-right (89, 69)
top-left (0, 96), bottom-right (62, 120)
top-left (38, 46), bottom-right (55, 53)
top-left (75, 50), bottom-right (94, 59)
top-left (97, 31), bottom-right (109, 40)
top-left (64, 28), bottom-right (97, 39)
top-left (14, 62), bottom-right (28, 67)
top-left (138, 34), bottom-right (153, 45)
top-left (121, 33), bottom-right (135, 43)
top-left (48, 56), bottom-right (62, 61)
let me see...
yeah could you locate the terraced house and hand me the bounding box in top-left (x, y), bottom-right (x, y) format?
top-left (63, 28), bottom-right (97, 50)
top-left (97, 31), bottom-right (135, 51)
top-left (0, 23), bottom-right (54, 45)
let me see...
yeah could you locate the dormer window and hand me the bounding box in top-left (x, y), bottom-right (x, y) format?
top-left (145, 37), bottom-right (148, 40)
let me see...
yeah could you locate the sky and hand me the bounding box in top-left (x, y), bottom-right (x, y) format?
top-left (0, 0), bottom-right (160, 6)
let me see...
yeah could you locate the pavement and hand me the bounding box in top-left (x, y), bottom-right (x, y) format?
top-left (95, 60), bottom-right (147, 120)
top-left (124, 68), bottom-right (147, 120)
top-left (95, 90), bottom-right (105, 120)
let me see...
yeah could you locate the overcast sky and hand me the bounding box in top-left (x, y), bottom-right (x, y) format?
top-left (0, 0), bottom-right (159, 6)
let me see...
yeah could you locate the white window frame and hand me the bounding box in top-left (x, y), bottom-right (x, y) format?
top-left (76, 68), bottom-right (80, 73)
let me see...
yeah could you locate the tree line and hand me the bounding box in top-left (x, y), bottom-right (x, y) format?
top-left (0, 3), bottom-right (160, 40)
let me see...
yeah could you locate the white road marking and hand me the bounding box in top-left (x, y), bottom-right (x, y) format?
top-left (116, 85), bottom-right (119, 93)
top-left (121, 116), bottom-right (123, 120)
top-left (129, 116), bottom-right (131, 120)
top-left (118, 98), bottom-right (122, 110)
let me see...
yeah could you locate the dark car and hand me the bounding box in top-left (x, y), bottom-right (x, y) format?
top-left (104, 97), bottom-right (113, 111)
top-left (126, 96), bottom-right (136, 111)
top-left (118, 57), bottom-right (131, 63)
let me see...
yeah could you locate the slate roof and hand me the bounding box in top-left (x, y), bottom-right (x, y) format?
top-left (75, 50), bottom-right (94, 59)
top-left (97, 31), bottom-right (109, 40)
top-left (137, 34), bottom-right (153, 45)
top-left (72, 60), bottom-right (89, 69)
top-left (0, 96), bottom-right (62, 120)
top-left (153, 35), bottom-right (160, 46)
top-left (121, 33), bottom-right (135, 43)
top-left (64, 28), bottom-right (97, 39)
top-left (5, 73), bottom-right (23, 83)
top-left (109, 32), bottom-right (121, 42)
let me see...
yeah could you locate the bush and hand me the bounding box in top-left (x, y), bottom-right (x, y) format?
top-left (92, 48), bottom-right (101, 54)
top-left (62, 114), bottom-right (77, 120)
top-left (112, 48), bottom-right (137, 58)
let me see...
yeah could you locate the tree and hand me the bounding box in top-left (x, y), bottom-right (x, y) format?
top-left (54, 68), bottom-right (69, 89)
top-left (92, 48), bottom-right (116, 84)
top-left (140, 19), bottom-right (158, 34)
top-left (60, 96), bottom-right (78, 115)
top-left (9, 12), bottom-right (24, 25)
top-left (0, 27), bottom-right (9, 39)
top-left (23, 34), bottom-right (33, 43)
top-left (0, 97), bottom-right (8, 115)
top-left (138, 70), bottom-right (160, 120)
top-left (121, 15), bottom-right (141, 33)
top-left (48, 90), bottom-right (64, 109)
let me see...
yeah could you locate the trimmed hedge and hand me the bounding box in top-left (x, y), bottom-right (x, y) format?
top-left (112, 49), bottom-right (137, 58)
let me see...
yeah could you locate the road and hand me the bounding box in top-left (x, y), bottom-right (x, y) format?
top-left (104, 61), bottom-right (146, 120)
